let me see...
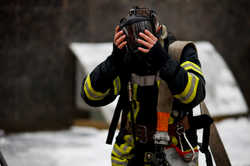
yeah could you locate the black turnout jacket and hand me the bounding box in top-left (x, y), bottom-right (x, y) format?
top-left (81, 34), bottom-right (206, 151)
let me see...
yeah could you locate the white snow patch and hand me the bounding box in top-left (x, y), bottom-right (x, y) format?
top-left (1, 118), bottom-right (250, 166)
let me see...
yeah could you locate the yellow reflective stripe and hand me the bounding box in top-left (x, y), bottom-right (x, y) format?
top-left (112, 146), bottom-right (121, 158)
top-left (174, 73), bottom-right (192, 101)
top-left (168, 116), bottom-right (174, 125)
top-left (132, 84), bottom-right (138, 100)
top-left (111, 156), bottom-right (128, 166)
top-left (128, 84), bottom-right (140, 122)
top-left (172, 136), bottom-right (178, 146)
top-left (113, 76), bottom-right (121, 96)
top-left (112, 136), bottom-right (135, 160)
top-left (183, 146), bottom-right (199, 153)
top-left (124, 134), bottom-right (139, 147)
top-left (84, 74), bottom-right (110, 101)
top-left (189, 74), bottom-right (199, 103)
top-left (127, 101), bottom-right (140, 123)
top-left (111, 135), bottom-right (136, 165)
top-left (157, 80), bottom-right (160, 87)
top-left (174, 73), bottom-right (199, 104)
top-left (112, 144), bottom-right (132, 157)
top-left (181, 61), bottom-right (203, 76)
top-left (134, 101), bottom-right (140, 122)
top-left (112, 144), bottom-right (122, 157)
top-left (124, 135), bottom-right (134, 146)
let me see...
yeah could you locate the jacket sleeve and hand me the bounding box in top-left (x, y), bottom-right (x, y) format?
top-left (81, 55), bottom-right (122, 107)
top-left (160, 43), bottom-right (206, 109)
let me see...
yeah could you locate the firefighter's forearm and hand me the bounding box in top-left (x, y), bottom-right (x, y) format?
top-left (160, 45), bottom-right (206, 106)
top-left (80, 55), bottom-right (121, 107)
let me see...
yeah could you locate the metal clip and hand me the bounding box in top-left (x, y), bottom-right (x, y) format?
top-left (137, 124), bottom-right (148, 144)
top-left (153, 131), bottom-right (170, 146)
top-left (176, 122), bottom-right (196, 161)
top-left (176, 123), bottom-right (185, 136)
top-left (129, 9), bottom-right (136, 15)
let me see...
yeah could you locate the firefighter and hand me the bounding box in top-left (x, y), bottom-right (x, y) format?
top-left (81, 7), bottom-right (206, 166)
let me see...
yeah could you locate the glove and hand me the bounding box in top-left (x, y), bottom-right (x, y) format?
top-left (114, 41), bottom-right (168, 76)
top-left (111, 43), bottom-right (130, 74)
top-left (146, 41), bottom-right (169, 72)
top-left (129, 41), bottom-right (169, 75)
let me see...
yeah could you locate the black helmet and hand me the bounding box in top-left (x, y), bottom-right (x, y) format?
top-left (119, 7), bottom-right (159, 53)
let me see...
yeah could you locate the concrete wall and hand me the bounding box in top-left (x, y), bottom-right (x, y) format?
top-left (0, 1), bottom-right (75, 131)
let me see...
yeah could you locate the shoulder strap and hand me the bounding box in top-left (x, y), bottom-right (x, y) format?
top-left (191, 113), bottom-right (214, 166)
top-left (168, 41), bottom-right (197, 61)
top-left (106, 95), bottom-right (124, 144)
top-left (159, 25), bottom-right (197, 62)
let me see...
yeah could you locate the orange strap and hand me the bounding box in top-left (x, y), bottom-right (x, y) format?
top-left (157, 112), bottom-right (170, 132)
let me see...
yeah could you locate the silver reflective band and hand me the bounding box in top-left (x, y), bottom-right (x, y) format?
top-left (177, 73), bottom-right (197, 102)
top-left (131, 73), bottom-right (159, 86)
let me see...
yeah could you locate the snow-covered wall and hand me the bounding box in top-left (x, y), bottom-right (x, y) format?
top-left (70, 41), bottom-right (247, 123)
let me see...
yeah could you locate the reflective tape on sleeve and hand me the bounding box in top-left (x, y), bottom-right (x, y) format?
top-left (174, 73), bottom-right (199, 104)
top-left (113, 76), bottom-right (121, 96)
top-left (83, 74), bottom-right (110, 101)
top-left (181, 61), bottom-right (203, 76)
top-left (111, 137), bottom-right (135, 165)
top-left (112, 144), bottom-right (132, 157)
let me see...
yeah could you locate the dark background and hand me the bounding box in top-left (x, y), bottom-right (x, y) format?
top-left (0, 0), bottom-right (249, 132)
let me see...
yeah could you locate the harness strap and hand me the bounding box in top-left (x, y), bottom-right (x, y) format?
top-left (190, 105), bottom-right (214, 166)
top-left (200, 121), bottom-right (213, 166)
top-left (106, 95), bottom-right (124, 145)
top-left (198, 126), bottom-right (213, 166)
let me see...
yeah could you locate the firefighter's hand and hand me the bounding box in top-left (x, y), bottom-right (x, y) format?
top-left (112, 25), bottom-right (128, 73)
top-left (137, 26), bottom-right (168, 72)
top-left (137, 29), bottom-right (158, 53)
top-left (114, 25), bottom-right (127, 49)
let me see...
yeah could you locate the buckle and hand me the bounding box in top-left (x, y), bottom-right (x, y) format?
top-left (136, 124), bottom-right (148, 144)
top-left (125, 122), bottom-right (151, 144)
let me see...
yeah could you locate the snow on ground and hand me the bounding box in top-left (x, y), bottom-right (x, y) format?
top-left (216, 118), bottom-right (250, 166)
top-left (0, 118), bottom-right (250, 166)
